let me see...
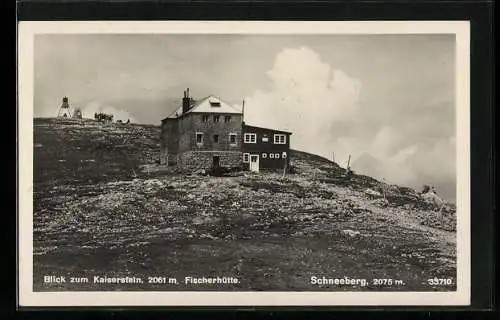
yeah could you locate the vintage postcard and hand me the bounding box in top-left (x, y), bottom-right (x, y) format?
top-left (18, 21), bottom-right (470, 307)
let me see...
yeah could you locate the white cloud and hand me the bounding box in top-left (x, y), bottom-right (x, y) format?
top-left (410, 136), bottom-right (456, 181)
top-left (81, 101), bottom-right (138, 123)
top-left (242, 46), bottom-right (362, 162)
top-left (240, 46), bottom-right (455, 199)
top-left (368, 126), bottom-right (403, 160)
top-left (392, 144), bottom-right (419, 164)
top-left (352, 127), bottom-right (455, 195)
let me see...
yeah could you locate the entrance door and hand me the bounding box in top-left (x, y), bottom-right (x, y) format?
top-left (212, 156), bottom-right (220, 168)
top-left (249, 155), bottom-right (259, 172)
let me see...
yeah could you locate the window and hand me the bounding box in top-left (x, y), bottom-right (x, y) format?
top-left (202, 115), bottom-right (209, 122)
top-left (243, 153), bottom-right (250, 163)
top-left (274, 134), bottom-right (286, 144)
top-left (262, 153), bottom-right (267, 158)
top-left (213, 115), bottom-right (220, 122)
top-left (275, 153), bottom-right (280, 159)
top-left (244, 133), bottom-right (257, 143)
top-left (262, 135), bottom-right (269, 142)
top-left (270, 153), bottom-right (275, 159)
top-left (282, 152), bottom-right (287, 158)
top-left (229, 133), bottom-right (237, 145)
top-left (210, 102), bottom-right (221, 107)
top-left (224, 116), bottom-right (232, 123)
top-left (213, 134), bottom-right (219, 143)
top-left (196, 132), bottom-right (203, 145)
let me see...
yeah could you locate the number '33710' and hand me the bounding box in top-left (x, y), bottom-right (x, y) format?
top-left (427, 278), bottom-right (454, 286)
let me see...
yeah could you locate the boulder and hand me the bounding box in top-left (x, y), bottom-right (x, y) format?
top-left (342, 229), bottom-right (361, 237)
top-left (421, 191), bottom-right (444, 207)
top-left (373, 198), bottom-right (389, 208)
top-left (364, 188), bottom-right (382, 198)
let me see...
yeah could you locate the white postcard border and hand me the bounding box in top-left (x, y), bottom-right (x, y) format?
top-left (18, 20), bottom-right (471, 307)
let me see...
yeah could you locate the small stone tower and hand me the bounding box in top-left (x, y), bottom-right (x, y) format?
top-left (73, 108), bottom-right (83, 119)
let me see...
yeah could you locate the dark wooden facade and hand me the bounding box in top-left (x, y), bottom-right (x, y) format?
top-left (242, 122), bottom-right (292, 170)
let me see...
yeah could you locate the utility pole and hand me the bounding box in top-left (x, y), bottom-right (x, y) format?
top-left (345, 154), bottom-right (352, 178)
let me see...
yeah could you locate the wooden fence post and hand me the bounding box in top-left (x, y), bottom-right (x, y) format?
top-left (282, 158), bottom-right (287, 179)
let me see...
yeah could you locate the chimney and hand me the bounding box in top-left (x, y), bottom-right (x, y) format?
top-left (182, 88), bottom-right (191, 114)
top-left (242, 100), bottom-right (245, 123)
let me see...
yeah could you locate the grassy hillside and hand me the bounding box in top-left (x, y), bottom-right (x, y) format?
top-left (32, 118), bottom-right (457, 291)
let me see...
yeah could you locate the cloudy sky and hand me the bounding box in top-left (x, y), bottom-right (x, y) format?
top-left (34, 34), bottom-right (456, 201)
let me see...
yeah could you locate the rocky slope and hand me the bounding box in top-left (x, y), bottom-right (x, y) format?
top-left (32, 118), bottom-right (457, 291)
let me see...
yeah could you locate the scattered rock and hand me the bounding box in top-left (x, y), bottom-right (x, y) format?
top-left (373, 198), bottom-right (389, 208)
top-left (194, 169), bottom-right (207, 176)
top-left (364, 188), bottom-right (382, 198)
top-left (342, 229), bottom-right (361, 237)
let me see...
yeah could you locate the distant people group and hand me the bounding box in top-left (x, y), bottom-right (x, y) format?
top-left (94, 112), bottom-right (114, 123)
top-left (94, 112), bottom-right (131, 124)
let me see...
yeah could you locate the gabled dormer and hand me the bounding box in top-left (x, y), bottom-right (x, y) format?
top-left (162, 89), bottom-right (243, 121)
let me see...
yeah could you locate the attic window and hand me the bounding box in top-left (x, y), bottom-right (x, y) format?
top-left (210, 102), bottom-right (221, 107)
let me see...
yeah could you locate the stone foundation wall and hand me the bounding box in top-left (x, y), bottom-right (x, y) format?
top-left (160, 118), bottom-right (179, 165)
top-left (177, 151), bottom-right (242, 171)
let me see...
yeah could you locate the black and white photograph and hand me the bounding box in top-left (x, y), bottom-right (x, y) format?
top-left (18, 21), bottom-right (470, 306)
